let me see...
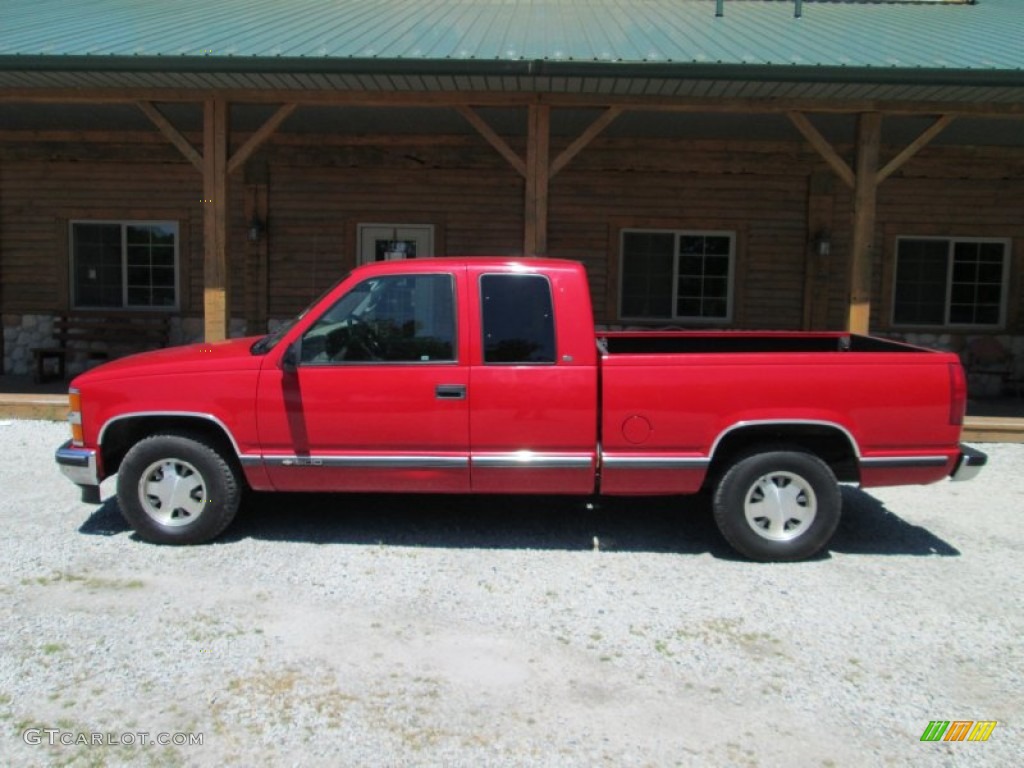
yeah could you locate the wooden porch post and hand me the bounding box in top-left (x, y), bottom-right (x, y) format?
top-left (203, 97), bottom-right (229, 342)
top-left (524, 105), bottom-right (550, 255)
top-left (791, 110), bottom-right (953, 334)
top-left (848, 113), bottom-right (881, 334)
top-left (140, 100), bottom-right (295, 341)
top-left (458, 104), bottom-right (619, 258)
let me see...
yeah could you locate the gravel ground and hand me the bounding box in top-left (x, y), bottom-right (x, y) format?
top-left (0, 419), bottom-right (1020, 767)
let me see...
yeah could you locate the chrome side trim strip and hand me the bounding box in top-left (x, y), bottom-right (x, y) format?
top-left (860, 456), bottom-right (949, 469)
top-left (601, 455), bottom-right (709, 470)
top-left (262, 454), bottom-right (468, 469)
top-left (471, 452), bottom-right (594, 469)
top-left (260, 452), bottom-right (593, 470)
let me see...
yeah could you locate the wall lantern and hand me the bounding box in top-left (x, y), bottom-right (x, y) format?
top-left (814, 232), bottom-right (832, 258)
top-left (248, 213), bottom-right (265, 244)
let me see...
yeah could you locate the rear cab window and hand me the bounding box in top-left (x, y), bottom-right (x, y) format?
top-left (480, 273), bottom-right (556, 364)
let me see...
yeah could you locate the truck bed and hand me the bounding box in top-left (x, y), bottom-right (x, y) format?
top-left (600, 332), bottom-right (931, 355)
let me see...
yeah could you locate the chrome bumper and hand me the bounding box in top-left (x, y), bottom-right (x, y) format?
top-left (950, 444), bottom-right (987, 482)
top-left (55, 440), bottom-right (101, 501)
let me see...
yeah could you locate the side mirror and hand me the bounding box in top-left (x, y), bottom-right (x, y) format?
top-left (281, 341), bottom-right (300, 373)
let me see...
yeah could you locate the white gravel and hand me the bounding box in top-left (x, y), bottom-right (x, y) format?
top-left (1, 419), bottom-right (1021, 767)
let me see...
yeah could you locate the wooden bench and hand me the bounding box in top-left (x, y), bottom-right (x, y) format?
top-left (32, 312), bottom-right (171, 383)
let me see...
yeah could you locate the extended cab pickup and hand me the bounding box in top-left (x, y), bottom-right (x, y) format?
top-left (56, 258), bottom-right (986, 561)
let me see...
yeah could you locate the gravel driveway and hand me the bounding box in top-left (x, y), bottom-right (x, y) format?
top-left (1, 419), bottom-right (1020, 767)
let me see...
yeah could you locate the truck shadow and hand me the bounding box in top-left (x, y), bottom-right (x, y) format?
top-left (831, 487), bottom-right (960, 556)
top-left (79, 486), bottom-right (959, 558)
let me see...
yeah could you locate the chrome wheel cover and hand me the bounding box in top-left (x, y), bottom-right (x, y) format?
top-left (743, 471), bottom-right (817, 542)
top-left (137, 458), bottom-right (207, 527)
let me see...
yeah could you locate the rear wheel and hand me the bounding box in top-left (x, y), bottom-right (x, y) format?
top-left (116, 433), bottom-right (241, 544)
top-left (713, 449), bottom-right (841, 562)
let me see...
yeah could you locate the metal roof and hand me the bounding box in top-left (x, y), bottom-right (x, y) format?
top-left (1, 0), bottom-right (1023, 103)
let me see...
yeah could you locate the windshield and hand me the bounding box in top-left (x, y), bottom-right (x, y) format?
top-left (250, 274), bottom-right (350, 355)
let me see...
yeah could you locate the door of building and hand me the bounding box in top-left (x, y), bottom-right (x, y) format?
top-left (358, 224), bottom-right (434, 264)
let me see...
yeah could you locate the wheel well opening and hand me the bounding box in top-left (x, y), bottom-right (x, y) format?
top-left (707, 424), bottom-right (859, 486)
top-left (100, 416), bottom-right (241, 479)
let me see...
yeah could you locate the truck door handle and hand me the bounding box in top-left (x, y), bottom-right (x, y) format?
top-left (435, 384), bottom-right (466, 400)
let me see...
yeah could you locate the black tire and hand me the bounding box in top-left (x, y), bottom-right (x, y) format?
top-left (713, 448), bottom-right (841, 562)
top-left (116, 432), bottom-right (241, 545)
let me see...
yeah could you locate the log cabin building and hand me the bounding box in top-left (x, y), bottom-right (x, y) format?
top-left (1, 0), bottom-right (1022, 401)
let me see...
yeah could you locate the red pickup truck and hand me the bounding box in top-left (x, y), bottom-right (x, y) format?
top-left (56, 257), bottom-right (986, 561)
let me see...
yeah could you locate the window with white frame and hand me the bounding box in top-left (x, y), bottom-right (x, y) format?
top-left (71, 221), bottom-right (179, 309)
top-left (620, 229), bottom-right (735, 322)
top-left (892, 237), bottom-right (1010, 328)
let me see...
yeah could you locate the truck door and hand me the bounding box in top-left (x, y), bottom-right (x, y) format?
top-left (468, 270), bottom-right (598, 494)
top-left (256, 269), bottom-right (470, 492)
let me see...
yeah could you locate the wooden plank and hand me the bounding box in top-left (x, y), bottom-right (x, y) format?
top-left (550, 106), bottom-right (623, 179)
top-left (226, 103), bottom-right (297, 176)
top-left (136, 101), bottom-right (203, 171)
top-left (0, 393), bottom-right (67, 422)
top-left (847, 112), bottom-right (882, 334)
top-left (0, 130), bottom-right (173, 144)
top-left (203, 97), bottom-right (230, 342)
top-left (787, 111), bottom-right (855, 189)
top-left (455, 106), bottom-right (527, 177)
top-left (877, 114), bottom-right (955, 183)
top-left (962, 416), bottom-right (1024, 444)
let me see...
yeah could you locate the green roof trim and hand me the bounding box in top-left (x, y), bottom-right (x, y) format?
top-left (4, 53), bottom-right (1022, 90)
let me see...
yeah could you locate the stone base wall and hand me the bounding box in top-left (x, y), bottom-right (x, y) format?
top-left (881, 332), bottom-right (1024, 399)
top-left (3, 313), bottom-right (249, 377)
top-left (3, 314), bottom-right (55, 376)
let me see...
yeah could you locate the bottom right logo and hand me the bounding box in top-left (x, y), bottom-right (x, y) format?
top-left (920, 721), bottom-right (997, 742)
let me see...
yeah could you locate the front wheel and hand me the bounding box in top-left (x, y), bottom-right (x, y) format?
top-left (713, 449), bottom-right (841, 562)
top-left (116, 433), bottom-right (241, 545)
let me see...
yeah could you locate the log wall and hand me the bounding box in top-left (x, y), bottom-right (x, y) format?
top-left (1, 135), bottom-right (1021, 340)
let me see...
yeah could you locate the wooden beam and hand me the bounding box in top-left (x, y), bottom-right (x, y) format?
top-left (847, 112), bottom-right (882, 334)
top-left (136, 101), bottom-right (203, 171)
top-left (7, 87), bottom-right (1024, 117)
top-left (226, 103), bottom-right (297, 175)
top-left (788, 111), bottom-right (855, 189)
top-left (549, 106), bottom-right (623, 179)
top-left (876, 114), bottom-right (955, 183)
top-left (0, 129), bottom-right (490, 149)
top-left (202, 97), bottom-right (230, 342)
top-left (524, 105), bottom-right (550, 255)
top-left (455, 105), bottom-right (527, 177)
